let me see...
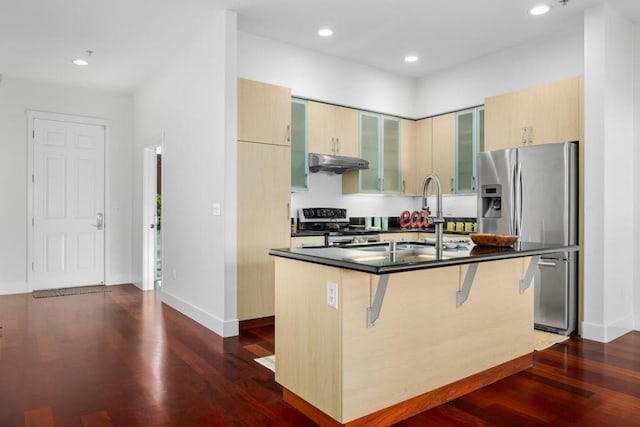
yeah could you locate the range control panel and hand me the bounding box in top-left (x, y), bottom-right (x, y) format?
top-left (298, 208), bottom-right (347, 222)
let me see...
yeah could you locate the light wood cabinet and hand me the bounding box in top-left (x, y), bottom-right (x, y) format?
top-left (238, 78), bottom-right (291, 146)
top-left (274, 256), bottom-right (533, 423)
top-left (379, 232), bottom-right (419, 242)
top-left (432, 113), bottom-right (456, 194)
top-left (400, 119), bottom-right (417, 195)
top-left (237, 141), bottom-right (291, 321)
top-left (237, 78), bottom-right (292, 321)
top-left (308, 101), bottom-right (359, 156)
top-left (291, 235), bottom-right (325, 248)
top-left (414, 118), bottom-right (433, 196)
top-left (484, 76), bottom-right (581, 151)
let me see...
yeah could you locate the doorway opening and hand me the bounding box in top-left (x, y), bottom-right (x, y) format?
top-left (142, 144), bottom-right (163, 291)
top-left (155, 147), bottom-right (162, 289)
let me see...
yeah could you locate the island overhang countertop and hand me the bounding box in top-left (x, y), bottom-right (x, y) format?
top-left (269, 241), bottom-right (578, 275)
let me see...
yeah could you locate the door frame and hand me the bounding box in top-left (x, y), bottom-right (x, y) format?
top-left (142, 136), bottom-right (164, 291)
top-left (26, 110), bottom-right (111, 290)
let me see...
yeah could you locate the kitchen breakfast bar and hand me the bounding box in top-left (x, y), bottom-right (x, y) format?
top-left (269, 241), bottom-right (578, 426)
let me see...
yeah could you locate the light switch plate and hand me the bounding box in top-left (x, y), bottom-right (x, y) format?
top-left (327, 281), bottom-right (338, 309)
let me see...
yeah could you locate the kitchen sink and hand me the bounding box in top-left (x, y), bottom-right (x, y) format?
top-left (343, 241), bottom-right (430, 252)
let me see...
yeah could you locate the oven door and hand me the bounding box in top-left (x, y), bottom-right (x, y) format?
top-left (326, 235), bottom-right (356, 246)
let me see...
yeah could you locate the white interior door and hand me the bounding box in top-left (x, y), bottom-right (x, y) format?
top-left (30, 117), bottom-right (105, 290)
top-left (142, 146), bottom-right (159, 291)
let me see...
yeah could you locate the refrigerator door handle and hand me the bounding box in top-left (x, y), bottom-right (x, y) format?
top-left (538, 261), bottom-right (557, 267)
top-left (515, 161), bottom-right (523, 237)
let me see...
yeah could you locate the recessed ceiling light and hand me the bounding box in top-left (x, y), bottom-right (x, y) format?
top-left (404, 55), bottom-right (419, 63)
top-left (317, 28), bottom-right (333, 37)
top-left (529, 4), bottom-right (551, 15)
top-left (72, 59), bottom-right (89, 66)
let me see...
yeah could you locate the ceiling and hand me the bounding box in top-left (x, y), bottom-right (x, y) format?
top-left (1, 0), bottom-right (639, 93)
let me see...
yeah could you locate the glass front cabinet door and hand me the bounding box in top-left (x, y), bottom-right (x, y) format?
top-left (358, 112), bottom-right (400, 194)
top-left (291, 98), bottom-right (308, 191)
top-left (455, 106), bottom-right (484, 194)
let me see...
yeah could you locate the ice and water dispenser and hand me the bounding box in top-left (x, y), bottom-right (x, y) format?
top-left (480, 184), bottom-right (502, 219)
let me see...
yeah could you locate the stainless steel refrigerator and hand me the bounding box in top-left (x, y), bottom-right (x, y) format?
top-left (477, 142), bottom-right (577, 335)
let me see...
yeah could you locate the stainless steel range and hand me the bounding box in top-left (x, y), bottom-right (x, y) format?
top-left (297, 208), bottom-right (380, 246)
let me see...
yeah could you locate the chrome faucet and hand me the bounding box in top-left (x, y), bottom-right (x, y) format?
top-left (421, 174), bottom-right (444, 255)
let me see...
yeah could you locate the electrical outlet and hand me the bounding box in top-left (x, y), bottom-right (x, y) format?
top-left (213, 202), bottom-right (221, 216)
top-left (326, 281), bottom-right (338, 309)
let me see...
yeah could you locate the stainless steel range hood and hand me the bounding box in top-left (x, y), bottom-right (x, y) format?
top-left (308, 153), bottom-right (369, 174)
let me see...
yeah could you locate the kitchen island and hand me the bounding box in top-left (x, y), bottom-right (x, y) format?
top-left (269, 241), bottom-right (578, 426)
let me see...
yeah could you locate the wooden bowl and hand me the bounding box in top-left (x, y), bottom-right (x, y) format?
top-left (469, 233), bottom-right (518, 247)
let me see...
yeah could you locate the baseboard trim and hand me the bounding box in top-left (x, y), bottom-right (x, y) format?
top-left (283, 353), bottom-right (533, 426)
top-left (582, 315), bottom-right (634, 343)
top-left (161, 290), bottom-right (239, 338)
top-left (239, 316), bottom-right (275, 330)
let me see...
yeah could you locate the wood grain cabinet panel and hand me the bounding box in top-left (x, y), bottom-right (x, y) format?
top-left (237, 141), bottom-right (291, 320)
top-left (415, 118), bottom-right (433, 195)
top-left (237, 78), bottom-right (292, 321)
top-left (238, 78), bottom-right (291, 146)
top-left (432, 113), bottom-right (456, 194)
top-left (308, 101), bottom-right (359, 156)
top-left (485, 76), bottom-right (581, 151)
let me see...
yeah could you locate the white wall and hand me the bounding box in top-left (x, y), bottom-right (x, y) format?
top-left (290, 173), bottom-right (477, 219)
top-left (133, 10), bottom-right (238, 337)
top-left (239, 33), bottom-right (481, 219)
top-left (634, 23), bottom-right (640, 330)
top-left (238, 32), bottom-right (416, 118)
top-left (583, 5), bottom-right (635, 341)
top-left (414, 21), bottom-right (584, 118)
top-left (0, 77), bottom-right (133, 294)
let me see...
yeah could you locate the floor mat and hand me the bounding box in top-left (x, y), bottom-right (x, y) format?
top-left (32, 285), bottom-right (110, 298)
top-left (534, 330), bottom-right (570, 351)
top-left (254, 355), bottom-right (275, 372)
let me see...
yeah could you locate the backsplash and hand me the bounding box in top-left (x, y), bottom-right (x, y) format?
top-left (290, 171), bottom-right (477, 219)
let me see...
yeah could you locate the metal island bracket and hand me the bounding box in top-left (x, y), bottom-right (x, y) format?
top-left (366, 256), bottom-right (542, 327)
top-left (456, 255), bottom-right (541, 307)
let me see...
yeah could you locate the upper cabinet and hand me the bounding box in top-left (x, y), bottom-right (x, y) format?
top-left (432, 113), bottom-right (456, 194)
top-left (342, 113), bottom-right (400, 194)
top-left (291, 98), bottom-right (308, 191)
top-left (400, 119), bottom-right (417, 195)
top-left (238, 78), bottom-right (291, 145)
top-left (308, 101), bottom-right (359, 156)
top-left (484, 76), bottom-right (581, 151)
top-left (455, 107), bottom-right (484, 194)
top-left (413, 118), bottom-right (433, 196)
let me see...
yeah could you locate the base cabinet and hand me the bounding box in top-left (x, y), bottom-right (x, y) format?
top-left (274, 257), bottom-right (534, 424)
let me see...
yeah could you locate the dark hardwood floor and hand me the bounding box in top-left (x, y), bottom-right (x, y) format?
top-left (1, 284), bottom-right (638, 426)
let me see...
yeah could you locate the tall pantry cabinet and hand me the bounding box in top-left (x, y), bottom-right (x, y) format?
top-left (237, 78), bottom-right (291, 321)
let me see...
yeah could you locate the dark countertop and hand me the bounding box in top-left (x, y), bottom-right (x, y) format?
top-left (269, 241), bottom-right (579, 275)
top-left (291, 227), bottom-right (471, 238)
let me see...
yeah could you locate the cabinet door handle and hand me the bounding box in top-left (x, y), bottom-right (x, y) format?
top-left (521, 127), bottom-right (527, 145)
top-left (336, 137), bottom-right (340, 153)
top-left (286, 124), bottom-right (290, 143)
top-left (528, 127), bottom-right (533, 144)
top-left (450, 177), bottom-right (454, 192)
top-left (331, 137), bottom-right (335, 154)
top-left (402, 179), bottom-right (406, 194)
top-left (472, 175), bottom-right (476, 192)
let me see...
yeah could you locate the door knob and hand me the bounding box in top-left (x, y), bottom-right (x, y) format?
top-left (93, 212), bottom-right (104, 230)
